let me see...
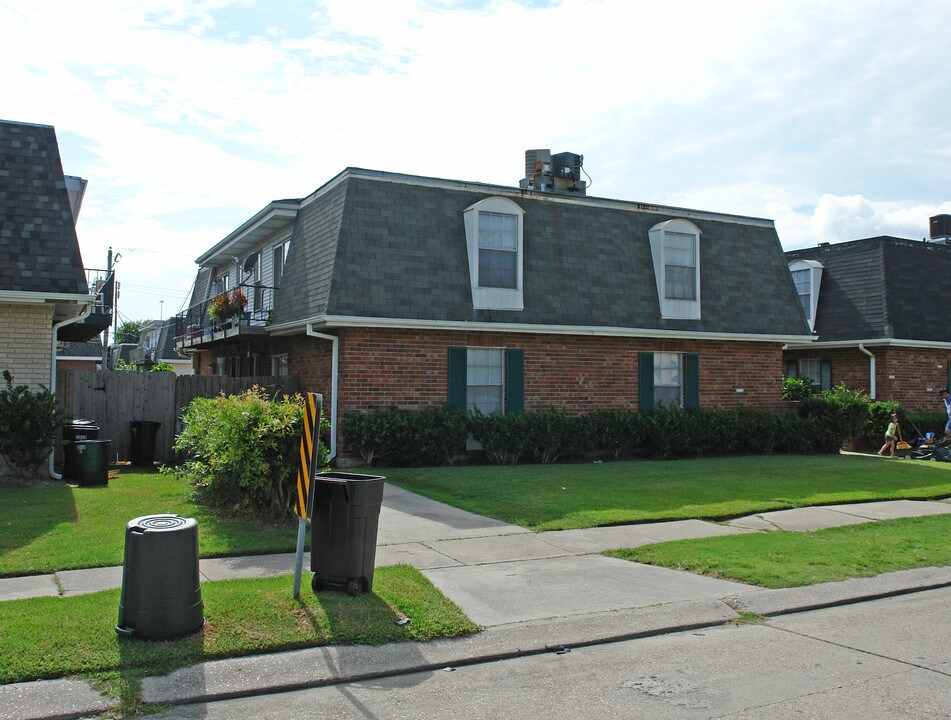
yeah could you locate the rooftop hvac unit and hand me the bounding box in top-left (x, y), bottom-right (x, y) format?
top-left (930, 214), bottom-right (951, 240)
top-left (525, 149), bottom-right (551, 176)
top-left (551, 152), bottom-right (583, 180)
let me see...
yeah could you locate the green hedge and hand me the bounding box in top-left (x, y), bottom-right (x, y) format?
top-left (341, 385), bottom-right (880, 467)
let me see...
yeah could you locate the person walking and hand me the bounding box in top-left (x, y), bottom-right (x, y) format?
top-left (878, 413), bottom-right (900, 458)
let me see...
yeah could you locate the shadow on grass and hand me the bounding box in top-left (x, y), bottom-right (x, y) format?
top-left (0, 479), bottom-right (77, 561)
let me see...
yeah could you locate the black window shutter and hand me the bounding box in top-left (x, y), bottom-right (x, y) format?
top-left (504, 349), bottom-right (525, 414)
top-left (447, 347), bottom-right (467, 410)
top-left (638, 352), bottom-right (654, 414)
top-left (684, 353), bottom-right (700, 409)
top-left (820, 359), bottom-right (832, 391)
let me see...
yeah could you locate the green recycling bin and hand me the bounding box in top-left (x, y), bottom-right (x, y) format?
top-left (73, 439), bottom-right (111, 486)
top-left (310, 472), bottom-right (385, 596)
top-left (116, 514), bottom-right (204, 639)
top-left (63, 420), bottom-right (99, 481)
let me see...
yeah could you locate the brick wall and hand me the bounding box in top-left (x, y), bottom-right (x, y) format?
top-left (784, 346), bottom-right (951, 412)
top-left (0, 303), bottom-right (54, 389)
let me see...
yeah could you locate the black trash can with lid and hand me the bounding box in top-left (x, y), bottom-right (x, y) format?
top-left (310, 472), bottom-right (385, 596)
top-left (116, 514), bottom-right (204, 639)
top-left (63, 420), bottom-right (98, 481)
top-left (130, 420), bottom-right (161, 466)
top-left (74, 439), bottom-right (111, 486)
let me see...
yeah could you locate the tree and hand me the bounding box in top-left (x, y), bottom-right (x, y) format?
top-left (114, 320), bottom-right (151, 344)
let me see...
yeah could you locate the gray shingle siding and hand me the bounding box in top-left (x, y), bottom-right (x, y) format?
top-left (273, 172), bottom-right (808, 337)
top-left (0, 120), bottom-right (87, 295)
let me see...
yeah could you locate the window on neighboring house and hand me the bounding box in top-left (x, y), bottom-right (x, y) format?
top-left (648, 219), bottom-right (702, 319)
top-left (271, 354), bottom-right (289, 377)
top-left (272, 238), bottom-right (290, 288)
top-left (214, 357), bottom-right (225, 376)
top-left (788, 358), bottom-right (831, 393)
top-left (212, 269), bottom-right (229, 297)
top-left (787, 259), bottom-right (823, 332)
top-left (447, 347), bottom-right (524, 414)
top-left (639, 352), bottom-right (700, 412)
top-left (463, 197), bottom-right (525, 310)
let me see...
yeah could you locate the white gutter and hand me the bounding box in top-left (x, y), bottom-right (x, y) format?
top-left (49, 303), bottom-right (95, 480)
top-left (271, 314), bottom-right (814, 345)
top-left (305, 324), bottom-right (338, 460)
top-left (858, 343), bottom-right (876, 399)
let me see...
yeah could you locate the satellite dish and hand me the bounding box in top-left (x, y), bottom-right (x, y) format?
top-left (242, 253), bottom-right (259, 275)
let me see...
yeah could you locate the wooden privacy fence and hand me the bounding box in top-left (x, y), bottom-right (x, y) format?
top-left (56, 371), bottom-right (300, 465)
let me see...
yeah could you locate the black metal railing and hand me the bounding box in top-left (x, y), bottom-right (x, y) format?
top-left (174, 283), bottom-right (276, 346)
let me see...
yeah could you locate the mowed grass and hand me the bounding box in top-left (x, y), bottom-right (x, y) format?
top-left (0, 564), bottom-right (479, 685)
top-left (605, 514), bottom-right (951, 588)
top-left (384, 455), bottom-right (951, 530)
top-left (0, 470), bottom-right (300, 576)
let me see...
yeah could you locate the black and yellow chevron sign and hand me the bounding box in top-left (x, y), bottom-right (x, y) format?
top-left (293, 392), bottom-right (322, 520)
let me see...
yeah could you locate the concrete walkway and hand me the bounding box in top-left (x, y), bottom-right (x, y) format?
top-left (1, 488), bottom-right (950, 720)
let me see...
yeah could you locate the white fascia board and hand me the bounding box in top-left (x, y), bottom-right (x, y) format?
top-left (195, 202), bottom-right (299, 265)
top-left (0, 291), bottom-right (96, 304)
top-left (784, 338), bottom-right (951, 351)
top-left (268, 314), bottom-right (814, 345)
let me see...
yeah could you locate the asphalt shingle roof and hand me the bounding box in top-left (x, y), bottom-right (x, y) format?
top-left (786, 236), bottom-right (951, 343)
top-left (0, 120), bottom-right (87, 295)
top-left (272, 170), bottom-right (810, 338)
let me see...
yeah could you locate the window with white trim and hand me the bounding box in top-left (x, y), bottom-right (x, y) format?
top-left (466, 348), bottom-right (504, 414)
top-left (271, 354), bottom-right (289, 376)
top-left (653, 352), bottom-right (683, 408)
top-left (463, 197), bottom-right (525, 310)
top-left (272, 238), bottom-right (291, 288)
top-left (787, 259), bottom-right (823, 332)
top-left (648, 219), bottom-right (702, 319)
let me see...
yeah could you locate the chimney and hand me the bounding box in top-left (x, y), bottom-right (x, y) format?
top-left (519, 149), bottom-right (586, 195)
top-left (929, 214), bottom-right (951, 244)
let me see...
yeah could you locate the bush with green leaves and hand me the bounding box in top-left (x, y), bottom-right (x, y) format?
top-left (171, 387), bottom-right (324, 517)
top-left (150, 361), bottom-right (175, 372)
top-left (341, 406), bottom-right (468, 466)
top-left (0, 371), bottom-right (70, 479)
top-left (782, 375), bottom-right (813, 402)
top-left (583, 408), bottom-right (641, 459)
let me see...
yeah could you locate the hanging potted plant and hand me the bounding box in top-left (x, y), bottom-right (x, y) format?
top-left (228, 288), bottom-right (248, 323)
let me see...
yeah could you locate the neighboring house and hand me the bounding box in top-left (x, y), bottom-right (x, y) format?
top-left (132, 319), bottom-right (193, 374)
top-left (57, 339), bottom-right (103, 372)
top-left (175, 151), bottom-right (812, 459)
top-left (784, 215), bottom-right (951, 412)
top-left (0, 120), bottom-right (110, 391)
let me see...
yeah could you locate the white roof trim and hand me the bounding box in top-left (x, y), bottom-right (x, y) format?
top-left (196, 201), bottom-right (299, 265)
top-left (785, 338), bottom-right (951, 351)
top-left (269, 314), bottom-right (814, 344)
top-left (0, 291), bottom-right (96, 304)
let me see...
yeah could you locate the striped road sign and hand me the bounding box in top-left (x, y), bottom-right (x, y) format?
top-left (293, 392), bottom-right (322, 520)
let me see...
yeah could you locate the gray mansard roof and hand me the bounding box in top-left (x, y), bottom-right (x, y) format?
top-left (787, 236), bottom-right (951, 344)
top-left (257, 168), bottom-right (811, 339)
top-left (0, 120), bottom-right (87, 296)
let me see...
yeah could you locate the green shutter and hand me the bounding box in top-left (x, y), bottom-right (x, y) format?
top-left (447, 347), bottom-right (467, 410)
top-left (820, 359), bottom-right (832, 392)
top-left (786, 360), bottom-right (797, 377)
top-left (684, 353), bottom-right (700, 409)
top-left (504, 349), bottom-right (524, 414)
top-left (638, 352), bottom-right (654, 414)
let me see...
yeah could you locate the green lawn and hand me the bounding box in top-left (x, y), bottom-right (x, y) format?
top-left (0, 470), bottom-right (300, 576)
top-left (605, 514), bottom-right (951, 588)
top-left (383, 455), bottom-right (951, 530)
top-left (0, 564), bottom-right (478, 686)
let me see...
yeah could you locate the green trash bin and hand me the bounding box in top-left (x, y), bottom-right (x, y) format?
top-left (116, 514), bottom-right (204, 639)
top-left (63, 420), bottom-right (99, 481)
top-left (130, 420), bottom-right (161, 466)
top-left (74, 439), bottom-right (110, 487)
top-left (311, 472), bottom-right (385, 596)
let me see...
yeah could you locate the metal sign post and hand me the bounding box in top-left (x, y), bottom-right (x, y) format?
top-left (292, 393), bottom-right (322, 599)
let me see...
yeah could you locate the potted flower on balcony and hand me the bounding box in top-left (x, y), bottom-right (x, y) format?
top-left (228, 288), bottom-right (248, 325)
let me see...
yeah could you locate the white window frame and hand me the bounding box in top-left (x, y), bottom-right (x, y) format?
top-left (653, 352), bottom-right (683, 408)
top-left (787, 259), bottom-right (823, 332)
top-left (648, 219), bottom-right (702, 320)
top-left (466, 347), bottom-right (505, 415)
top-left (272, 237), bottom-right (291, 288)
top-left (271, 354), bottom-right (289, 377)
top-left (463, 197), bottom-right (525, 310)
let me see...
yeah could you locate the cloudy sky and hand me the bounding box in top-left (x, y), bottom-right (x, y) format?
top-left (3, 0), bottom-right (949, 323)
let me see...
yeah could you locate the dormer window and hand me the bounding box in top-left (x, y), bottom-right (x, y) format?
top-left (648, 219), bottom-right (702, 319)
top-left (463, 197), bottom-right (525, 310)
top-left (788, 259), bottom-right (823, 332)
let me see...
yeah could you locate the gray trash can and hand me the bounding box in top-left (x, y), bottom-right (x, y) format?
top-left (63, 420), bottom-right (99, 481)
top-left (130, 420), bottom-right (161, 466)
top-left (74, 439), bottom-right (111, 487)
top-left (116, 514), bottom-right (204, 639)
top-left (310, 472), bottom-right (385, 596)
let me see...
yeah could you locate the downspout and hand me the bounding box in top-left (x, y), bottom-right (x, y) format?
top-left (305, 324), bottom-right (338, 460)
top-left (49, 303), bottom-right (94, 479)
top-left (858, 343), bottom-right (876, 399)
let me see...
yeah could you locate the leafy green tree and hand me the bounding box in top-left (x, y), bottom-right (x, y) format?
top-left (114, 320), bottom-right (150, 344)
top-left (0, 371), bottom-right (70, 478)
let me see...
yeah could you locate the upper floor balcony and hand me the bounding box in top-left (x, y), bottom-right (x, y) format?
top-left (57, 268), bottom-right (115, 342)
top-left (174, 283), bottom-right (276, 349)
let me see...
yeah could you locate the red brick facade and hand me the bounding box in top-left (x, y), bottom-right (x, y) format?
top-left (784, 346), bottom-right (951, 412)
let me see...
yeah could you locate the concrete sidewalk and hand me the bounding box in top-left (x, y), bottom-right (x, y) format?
top-left (1, 489), bottom-right (949, 720)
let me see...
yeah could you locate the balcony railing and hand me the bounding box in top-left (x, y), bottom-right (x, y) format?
top-left (58, 267), bottom-right (115, 342)
top-left (174, 283), bottom-right (276, 349)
